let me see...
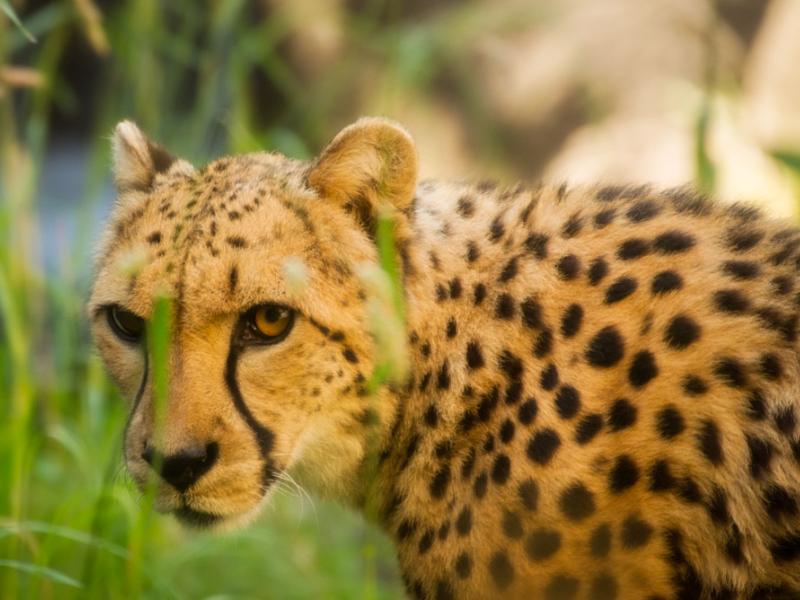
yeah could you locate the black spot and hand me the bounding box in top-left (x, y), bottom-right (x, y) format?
top-left (521, 297), bottom-right (543, 329)
top-left (455, 552), bottom-right (472, 579)
top-left (651, 271), bottom-right (683, 295)
top-left (473, 283), bottom-right (487, 306)
top-left (698, 419), bottom-right (724, 465)
top-left (775, 407), bottom-right (796, 435)
top-left (544, 575), bottom-right (579, 600)
top-left (586, 326), bottom-right (625, 367)
top-left (434, 440), bottom-right (452, 459)
top-left (489, 216), bottom-right (505, 242)
top-left (473, 471), bottom-right (488, 499)
top-left (557, 254), bottom-right (581, 280)
top-left (597, 186), bottom-right (623, 202)
top-left (627, 200), bottom-right (660, 222)
top-left (499, 419), bottom-right (516, 444)
top-left (455, 506), bottom-right (472, 535)
top-left (343, 348), bottom-right (359, 363)
top-left (609, 455), bottom-right (639, 493)
top-left (764, 485), bottom-right (798, 520)
top-left (435, 579), bottom-right (454, 600)
top-left (518, 399), bottom-right (538, 425)
top-left (418, 528), bottom-right (434, 554)
top-left (713, 357), bottom-right (747, 388)
top-left (429, 464), bottom-right (451, 499)
top-left (498, 257), bottom-right (518, 282)
top-left (397, 519), bottom-right (416, 540)
top-left (617, 238), bottom-right (650, 260)
top-left (424, 405), bottom-right (439, 427)
top-left (620, 516), bottom-right (653, 549)
top-left (504, 381), bottom-right (522, 405)
top-left (594, 208), bottom-right (616, 228)
top-left (706, 487), bottom-right (730, 524)
top-left (559, 482), bottom-right (595, 521)
top-left (589, 523), bottom-right (612, 557)
top-left (228, 266), bottom-right (238, 293)
top-left (226, 236), bottom-right (247, 248)
top-left (747, 389), bottom-right (767, 421)
top-left (664, 315), bottom-right (700, 349)
top-left (771, 534), bottom-right (800, 562)
top-left (466, 241), bottom-right (480, 262)
top-left (534, 329), bottom-right (553, 357)
top-left (713, 290), bottom-right (750, 314)
top-left (628, 351), bottom-right (658, 388)
top-left (682, 375), bottom-right (708, 396)
top-left (540, 364), bottom-right (559, 391)
top-left (498, 350), bottom-right (523, 380)
top-left (146, 231), bottom-right (162, 245)
top-left (677, 477), bottom-right (702, 503)
top-left (449, 278), bottom-right (462, 299)
top-left (477, 386), bottom-right (499, 422)
top-left (527, 429), bottom-right (561, 465)
top-left (525, 233), bottom-right (549, 259)
top-left (457, 196), bottom-right (475, 218)
top-left (747, 435), bottom-right (774, 478)
top-left (722, 260), bottom-right (760, 280)
top-left (488, 551), bottom-right (514, 589)
top-left (421, 342), bottom-right (431, 357)
top-left (608, 398), bottom-right (637, 431)
top-left (437, 361), bottom-right (451, 390)
top-left (518, 479), bottom-right (538, 511)
top-left (418, 371), bottom-right (432, 391)
top-left (656, 406), bottom-right (685, 439)
top-left (460, 449), bottom-right (476, 480)
top-left (575, 413), bottom-right (603, 444)
top-left (525, 528), bottom-right (561, 561)
top-left (649, 459), bottom-right (675, 491)
top-left (562, 213), bottom-right (583, 238)
top-left (760, 353), bottom-right (782, 380)
top-left (436, 284), bottom-right (448, 302)
top-left (588, 257), bottom-right (609, 285)
top-left (466, 341), bottom-right (484, 370)
top-left (446, 318), bottom-right (457, 338)
top-left (491, 454), bottom-right (511, 484)
top-left (555, 385), bottom-right (580, 419)
top-left (495, 294), bottom-right (515, 319)
top-left (771, 275), bottom-right (793, 295)
top-left (605, 277), bottom-right (638, 304)
top-left (590, 574), bottom-right (618, 600)
top-left (654, 230), bottom-right (695, 254)
top-left (502, 510), bottom-right (524, 539)
top-left (482, 434), bottom-right (495, 454)
top-left (560, 304), bottom-right (584, 337)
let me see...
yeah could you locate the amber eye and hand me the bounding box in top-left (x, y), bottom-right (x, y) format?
top-left (107, 305), bottom-right (145, 342)
top-left (246, 304), bottom-right (294, 343)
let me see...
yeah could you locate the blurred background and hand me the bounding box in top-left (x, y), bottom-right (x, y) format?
top-left (2, 0), bottom-right (800, 598)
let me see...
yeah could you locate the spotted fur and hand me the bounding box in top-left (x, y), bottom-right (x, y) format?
top-left (90, 119), bottom-right (800, 599)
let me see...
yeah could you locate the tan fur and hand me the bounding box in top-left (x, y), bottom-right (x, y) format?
top-left (91, 119), bottom-right (800, 599)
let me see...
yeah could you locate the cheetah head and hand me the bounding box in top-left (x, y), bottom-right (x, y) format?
top-left (88, 118), bottom-right (417, 528)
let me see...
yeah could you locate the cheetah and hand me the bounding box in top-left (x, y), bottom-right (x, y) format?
top-left (89, 118), bottom-right (800, 599)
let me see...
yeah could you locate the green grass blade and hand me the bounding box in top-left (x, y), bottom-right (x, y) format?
top-left (0, 0), bottom-right (37, 42)
top-left (0, 559), bottom-right (82, 588)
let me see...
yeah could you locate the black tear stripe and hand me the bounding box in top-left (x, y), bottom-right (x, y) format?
top-left (123, 350), bottom-right (150, 450)
top-left (224, 325), bottom-right (277, 487)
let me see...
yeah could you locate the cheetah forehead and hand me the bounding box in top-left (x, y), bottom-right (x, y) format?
top-left (89, 151), bottom-right (371, 324)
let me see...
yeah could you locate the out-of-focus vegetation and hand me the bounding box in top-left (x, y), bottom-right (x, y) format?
top-left (2, 0), bottom-right (800, 598)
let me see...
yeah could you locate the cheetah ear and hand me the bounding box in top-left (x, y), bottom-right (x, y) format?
top-left (306, 117), bottom-right (418, 229)
top-left (111, 121), bottom-right (190, 192)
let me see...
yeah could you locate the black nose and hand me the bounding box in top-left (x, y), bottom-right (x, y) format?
top-left (141, 442), bottom-right (219, 492)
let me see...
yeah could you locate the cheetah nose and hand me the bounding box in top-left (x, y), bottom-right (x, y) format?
top-left (141, 441), bottom-right (219, 492)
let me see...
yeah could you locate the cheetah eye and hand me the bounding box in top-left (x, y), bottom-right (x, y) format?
top-left (107, 305), bottom-right (146, 342)
top-left (242, 304), bottom-right (295, 344)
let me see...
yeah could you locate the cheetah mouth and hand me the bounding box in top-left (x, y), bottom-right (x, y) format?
top-left (173, 505), bottom-right (222, 528)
